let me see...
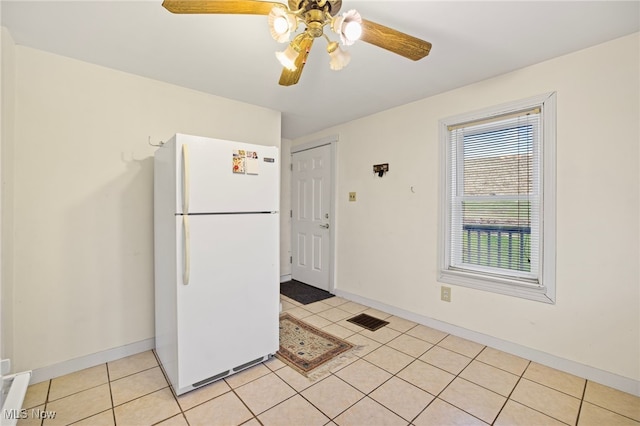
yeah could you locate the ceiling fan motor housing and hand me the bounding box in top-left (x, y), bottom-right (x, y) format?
top-left (305, 9), bottom-right (327, 37)
top-left (288, 0), bottom-right (342, 16)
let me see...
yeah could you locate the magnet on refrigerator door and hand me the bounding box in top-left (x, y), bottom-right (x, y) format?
top-left (246, 151), bottom-right (260, 175)
top-left (232, 150), bottom-right (246, 174)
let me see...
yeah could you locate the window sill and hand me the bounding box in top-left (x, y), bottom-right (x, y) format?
top-left (439, 269), bottom-right (555, 304)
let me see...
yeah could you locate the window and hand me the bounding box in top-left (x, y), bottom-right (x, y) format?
top-left (439, 93), bottom-right (556, 303)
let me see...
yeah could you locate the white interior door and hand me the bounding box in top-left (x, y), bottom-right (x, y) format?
top-left (291, 144), bottom-right (331, 291)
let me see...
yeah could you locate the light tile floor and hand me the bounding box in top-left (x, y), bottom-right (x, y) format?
top-left (18, 296), bottom-right (640, 425)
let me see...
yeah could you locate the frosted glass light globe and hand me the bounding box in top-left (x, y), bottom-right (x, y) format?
top-left (273, 16), bottom-right (289, 34)
top-left (343, 21), bottom-right (362, 42)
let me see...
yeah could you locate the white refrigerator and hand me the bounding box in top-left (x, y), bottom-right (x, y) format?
top-left (154, 133), bottom-right (280, 396)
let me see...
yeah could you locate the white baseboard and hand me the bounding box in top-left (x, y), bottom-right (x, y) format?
top-left (30, 338), bottom-right (155, 384)
top-left (28, 293), bottom-right (640, 398)
top-left (29, 273), bottom-right (289, 385)
top-left (280, 274), bottom-right (292, 283)
top-left (334, 289), bottom-right (640, 397)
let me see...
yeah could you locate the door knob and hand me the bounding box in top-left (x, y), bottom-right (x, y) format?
top-left (319, 223), bottom-right (330, 229)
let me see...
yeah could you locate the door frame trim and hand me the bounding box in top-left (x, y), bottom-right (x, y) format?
top-left (291, 135), bottom-right (338, 293)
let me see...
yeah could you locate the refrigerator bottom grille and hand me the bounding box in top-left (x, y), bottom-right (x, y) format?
top-left (233, 356), bottom-right (267, 372)
top-left (192, 370), bottom-right (230, 388)
top-left (191, 354), bottom-right (272, 389)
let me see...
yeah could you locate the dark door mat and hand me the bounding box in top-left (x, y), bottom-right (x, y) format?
top-left (280, 280), bottom-right (334, 305)
top-left (347, 313), bottom-right (389, 331)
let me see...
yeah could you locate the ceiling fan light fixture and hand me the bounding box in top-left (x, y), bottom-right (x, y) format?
top-left (276, 44), bottom-right (299, 71)
top-left (331, 9), bottom-right (362, 45)
top-left (268, 6), bottom-right (297, 43)
top-left (161, 0), bottom-right (433, 86)
top-left (327, 41), bottom-right (351, 70)
top-left (344, 20), bottom-right (362, 41)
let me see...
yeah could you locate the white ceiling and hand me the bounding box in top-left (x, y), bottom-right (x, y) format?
top-left (2, 0), bottom-right (639, 139)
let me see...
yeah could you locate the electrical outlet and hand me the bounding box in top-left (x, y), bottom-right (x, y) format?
top-left (441, 286), bottom-right (451, 302)
top-left (349, 192), bottom-right (356, 202)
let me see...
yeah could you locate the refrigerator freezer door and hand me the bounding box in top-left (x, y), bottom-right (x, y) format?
top-left (173, 134), bottom-right (279, 214)
top-left (174, 213), bottom-right (279, 391)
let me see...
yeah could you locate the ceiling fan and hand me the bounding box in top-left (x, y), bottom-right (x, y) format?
top-left (162, 0), bottom-right (432, 86)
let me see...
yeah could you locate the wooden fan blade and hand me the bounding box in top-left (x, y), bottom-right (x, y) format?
top-left (162, 0), bottom-right (282, 15)
top-left (279, 37), bottom-right (314, 86)
top-left (360, 19), bottom-right (432, 61)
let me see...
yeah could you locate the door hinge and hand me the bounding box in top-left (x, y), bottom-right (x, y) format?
top-left (290, 210), bottom-right (292, 218)
top-left (290, 163), bottom-right (293, 171)
top-left (290, 256), bottom-right (292, 264)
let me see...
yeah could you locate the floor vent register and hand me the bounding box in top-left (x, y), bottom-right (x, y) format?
top-left (347, 313), bottom-right (389, 331)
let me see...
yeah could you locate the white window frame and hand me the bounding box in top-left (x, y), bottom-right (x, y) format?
top-left (438, 93), bottom-right (557, 303)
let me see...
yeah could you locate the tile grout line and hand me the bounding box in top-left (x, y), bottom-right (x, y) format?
top-left (294, 300), bottom-right (574, 425)
top-left (415, 344), bottom-right (508, 425)
top-left (318, 305), bottom-right (449, 424)
top-left (40, 379), bottom-right (52, 426)
top-left (574, 376), bottom-right (589, 426)
top-left (421, 345), bottom-right (484, 424)
top-left (280, 299), bottom-right (374, 423)
top-left (307, 300), bottom-right (608, 425)
top-left (582, 394), bottom-right (640, 424)
top-left (485, 357), bottom-right (531, 425)
top-left (386, 331), bottom-right (486, 425)
top-left (150, 349), bottom-right (192, 426)
top-left (308, 302), bottom-right (512, 425)
top-left (378, 319), bottom-right (580, 425)
top-left (20, 294), bottom-right (636, 426)
top-left (274, 307), bottom-right (364, 423)
top-left (489, 346), bottom-right (524, 425)
top-left (510, 375), bottom-right (589, 425)
top-left (267, 381), bottom-right (336, 425)
top-left (41, 363), bottom-right (131, 425)
top-left (34, 296), bottom-right (632, 426)
top-left (332, 357), bottom-right (415, 423)
top-left (322, 302), bottom-right (446, 423)
top-left (228, 386), bottom-right (263, 426)
top-left (46, 364), bottom-right (114, 425)
top-left (390, 321), bottom-right (587, 426)
top-left (105, 361), bottom-right (117, 426)
top-left (289, 303), bottom-right (606, 426)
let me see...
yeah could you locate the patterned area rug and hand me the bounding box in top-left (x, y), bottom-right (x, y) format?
top-left (276, 314), bottom-right (356, 379)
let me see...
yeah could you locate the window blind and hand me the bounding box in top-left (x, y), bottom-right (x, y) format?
top-left (449, 108), bottom-right (541, 282)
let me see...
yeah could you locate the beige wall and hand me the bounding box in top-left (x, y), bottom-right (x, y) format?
top-left (3, 24), bottom-right (638, 390)
top-left (293, 33), bottom-right (640, 384)
top-left (5, 42), bottom-right (280, 372)
top-left (280, 138), bottom-right (292, 278)
top-left (1, 27), bottom-right (16, 363)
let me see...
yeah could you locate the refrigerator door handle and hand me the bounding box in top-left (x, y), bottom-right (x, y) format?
top-left (182, 215), bottom-right (190, 285)
top-left (182, 143), bottom-right (190, 215)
